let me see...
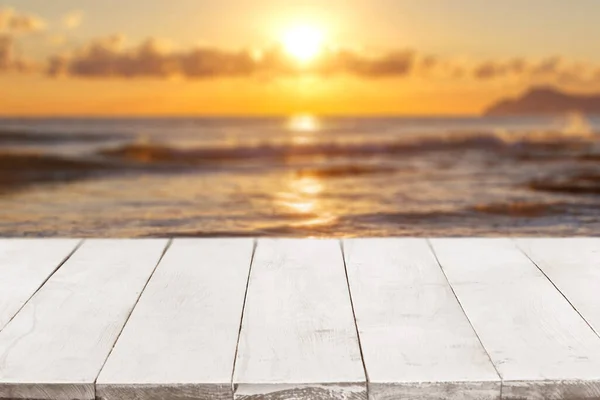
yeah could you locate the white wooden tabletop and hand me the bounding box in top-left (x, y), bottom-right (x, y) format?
top-left (0, 238), bottom-right (599, 400)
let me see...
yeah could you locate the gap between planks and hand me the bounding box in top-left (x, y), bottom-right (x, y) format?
top-left (3, 238), bottom-right (600, 400)
top-left (513, 238), bottom-right (600, 341)
top-left (93, 238), bottom-right (174, 392)
top-left (232, 239), bottom-right (367, 399)
top-left (0, 239), bottom-right (171, 400)
top-left (430, 238), bottom-right (600, 400)
top-left (0, 239), bottom-right (83, 334)
top-left (426, 238), bottom-right (503, 387)
top-left (339, 240), bottom-right (370, 391)
top-left (230, 239), bottom-right (258, 395)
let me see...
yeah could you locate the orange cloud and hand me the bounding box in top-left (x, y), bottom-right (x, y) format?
top-left (0, 34), bottom-right (38, 72)
top-left (46, 36), bottom-right (424, 80)
top-left (473, 58), bottom-right (526, 79)
top-left (0, 7), bottom-right (46, 34)
top-left (470, 56), bottom-right (599, 87)
top-left (0, 32), bottom-right (593, 91)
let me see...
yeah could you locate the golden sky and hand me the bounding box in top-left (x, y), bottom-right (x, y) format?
top-left (2, 0), bottom-right (600, 116)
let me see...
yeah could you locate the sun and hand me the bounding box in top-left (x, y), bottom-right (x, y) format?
top-left (282, 25), bottom-right (324, 63)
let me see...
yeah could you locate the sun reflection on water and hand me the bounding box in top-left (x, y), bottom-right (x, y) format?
top-left (288, 114), bottom-right (320, 145)
top-left (276, 174), bottom-right (336, 228)
top-left (289, 114), bottom-right (320, 132)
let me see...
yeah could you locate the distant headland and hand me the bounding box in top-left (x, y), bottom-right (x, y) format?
top-left (485, 86), bottom-right (600, 116)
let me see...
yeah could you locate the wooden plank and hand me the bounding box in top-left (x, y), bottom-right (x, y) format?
top-left (430, 238), bottom-right (600, 400)
top-left (515, 238), bottom-right (600, 336)
top-left (96, 239), bottom-right (255, 400)
top-left (0, 239), bottom-right (168, 400)
top-left (233, 239), bottom-right (366, 400)
top-left (343, 238), bottom-right (500, 400)
top-left (0, 239), bottom-right (80, 331)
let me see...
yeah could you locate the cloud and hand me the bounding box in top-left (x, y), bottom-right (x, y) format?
top-left (0, 34), bottom-right (39, 72)
top-left (412, 55), bottom-right (468, 79)
top-left (48, 36), bottom-right (187, 78)
top-left (46, 35), bottom-right (426, 80)
top-left (473, 59), bottom-right (526, 80)
top-left (0, 35), bottom-right (11, 69)
top-left (470, 56), bottom-right (600, 87)
top-left (320, 49), bottom-right (416, 77)
top-left (58, 36), bottom-right (594, 84)
top-left (0, 33), bottom-right (591, 88)
top-left (0, 7), bottom-right (46, 34)
top-left (62, 11), bottom-right (83, 30)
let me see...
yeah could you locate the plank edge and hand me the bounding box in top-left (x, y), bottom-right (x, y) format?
top-left (96, 383), bottom-right (233, 400)
top-left (369, 380), bottom-right (501, 400)
top-left (0, 382), bottom-right (94, 400)
top-left (234, 381), bottom-right (367, 400)
top-left (502, 379), bottom-right (600, 400)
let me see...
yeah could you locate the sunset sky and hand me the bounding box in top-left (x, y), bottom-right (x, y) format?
top-left (3, 0), bottom-right (600, 116)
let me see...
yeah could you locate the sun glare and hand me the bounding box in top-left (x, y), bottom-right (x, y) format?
top-left (289, 114), bottom-right (319, 132)
top-left (282, 25), bottom-right (324, 63)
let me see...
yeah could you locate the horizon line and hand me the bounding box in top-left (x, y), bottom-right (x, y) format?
top-left (0, 112), bottom-right (503, 119)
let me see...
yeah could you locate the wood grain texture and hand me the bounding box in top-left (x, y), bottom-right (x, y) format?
top-left (343, 238), bottom-right (500, 400)
top-left (234, 384), bottom-right (366, 400)
top-left (0, 239), bottom-right (168, 400)
top-left (96, 239), bottom-right (255, 400)
top-left (0, 239), bottom-right (80, 331)
top-left (98, 384), bottom-right (233, 400)
top-left (233, 239), bottom-right (366, 400)
top-left (430, 238), bottom-right (600, 400)
top-left (515, 238), bottom-right (600, 337)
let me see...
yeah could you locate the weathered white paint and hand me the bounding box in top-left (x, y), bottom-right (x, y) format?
top-left (233, 239), bottom-right (366, 400)
top-left (1, 237), bottom-right (599, 400)
top-left (343, 238), bottom-right (500, 400)
top-left (0, 239), bottom-right (80, 331)
top-left (430, 238), bottom-right (600, 400)
top-left (0, 239), bottom-right (168, 400)
top-left (515, 238), bottom-right (600, 336)
top-left (97, 239), bottom-right (255, 400)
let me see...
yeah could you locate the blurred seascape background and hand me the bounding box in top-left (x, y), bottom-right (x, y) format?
top-left (4, 1), bottom-right (600, 237)
top-left (2, 114), bottom-right (600, 237)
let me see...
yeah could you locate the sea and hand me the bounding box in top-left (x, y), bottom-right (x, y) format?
top-left (1, 114), bottom-right (600, 237)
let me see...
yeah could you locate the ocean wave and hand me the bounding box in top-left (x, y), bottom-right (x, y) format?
top-left (98, 128), bottom-right (600, 166)
top-left (529, 172), bottom-right (600, 195)
top-left (0, 151), bottom-right (118, 193)
top-left (295, 165), bottom-right (399, 178)
top-left (147, 201), bottom-right (600, 238)
top-left (350, 200), bottom-right (592, 225)
top-left (472, 201), bottom-right (569, 217)
top-left (0, 129), bottom-right (124, 145)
